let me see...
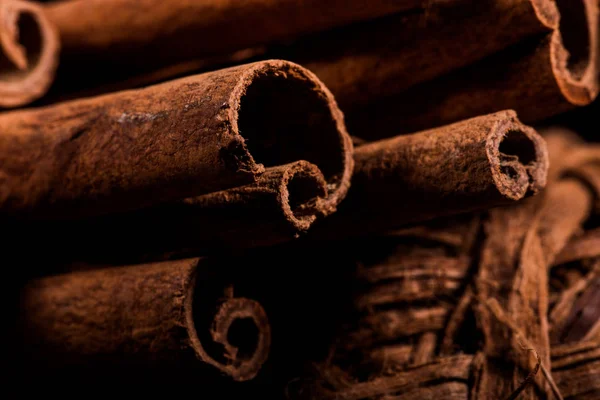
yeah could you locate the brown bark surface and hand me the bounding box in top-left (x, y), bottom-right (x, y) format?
top-left (347, 0), bottom-right (599, 139)
top-left (20, 257), bottom-right (271, 381)
top-left (0, 0), bottom-right (59, 107)
top-left (17, 161), bottom-right (331, 263)
top-left (0, 60), bottom-right (352, 219)
top-left (313, 110), bottom-right (548, 238)
top-left (273, 0), bottom-right (558, 111)
top-left (43, 0), bottom-right (428, 92)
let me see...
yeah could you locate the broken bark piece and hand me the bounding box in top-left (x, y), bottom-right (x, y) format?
top-left (19, 257), bottom-right (270, 381)
top-left (0, 0), bottom-right (59, 107)
top-left (0, 60), bottom-right (352, 219)
top-left (313, 110), bottom-right (548, 238)
top-left (273, 0), bottom-right (558, 111)
top-left (43, 0), bottom-right (428, 93)
top-left (19, 161), bottom-right (329, 263)
top-left (347, 0), bottom-right (599, 138)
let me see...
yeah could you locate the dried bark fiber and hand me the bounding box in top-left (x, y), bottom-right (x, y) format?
top-left (20, 257), bottom-right (270, 381)
top-left (300, 355), bottom-right (473, 400)
top-left (311, 225), bottom-right (477, 383)
top-left (347, 0), bottom-right (600, 139)
top-left (0, 0), bottom-right (59, 107)
top-left (271, 0), bottom-right (558, 111)
top-left (552, 342), bottom-right (600, 399)
top-left (18, 161), bottom-right (330, 263)
top-left (0, 60), bottom-right (352, 219)
top-left (313, 110), bottom-right (548, 238)
top-left (43, 0), bottom-right (428, 93)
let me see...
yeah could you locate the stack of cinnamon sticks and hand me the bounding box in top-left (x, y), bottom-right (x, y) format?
top-left (1, 0), bottom-right (598, 397)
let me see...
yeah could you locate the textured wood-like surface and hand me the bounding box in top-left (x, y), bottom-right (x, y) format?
top-left (0, 60), bottom-right (352, 219)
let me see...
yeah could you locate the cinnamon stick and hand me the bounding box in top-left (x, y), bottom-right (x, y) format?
top-left (19, 161), bottom-right (330, 262)
top-left (0, 60), bottom-right (352, 219)
top-left (313, 110), bottom-right (548, 238)
top-left (347, 0), bottom-right (599, 139)
top-left (42, 0), bottom-right (428, 94)
top-left (271, 0), bottom-right (558, 111)
top-left (19, 257), bottom-right (270, 382)
top-left (0, 0), bottom-right (59, 107)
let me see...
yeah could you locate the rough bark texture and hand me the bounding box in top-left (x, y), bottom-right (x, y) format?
top-left (0, 0), bottom-right (59, 107)
top-left (347, 0), bottom-right (599, 139)
top-left (16, 161), bottom-right (330, 263)
top-left (271, 0), bottom-right (557, 111)
top-left (43, 0), bottom-right (429, 93)
top-left (0, 60), bottom-right (352, 219)
top-left (19, 257), bottom-right (271, 381)
top-left (313, 110), bottom-right (548, 238)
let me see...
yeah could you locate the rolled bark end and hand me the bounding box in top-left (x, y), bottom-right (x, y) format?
top-left (531, 0), bottom-right (560, 29)
top-left (487, 118), bottom-right (549, 201)
top-left (0, 0), bottom-right (59, 107)
top-left (276, 161), bottom-right (328, 231)
top-left (230, 60), bottom-right (354, 214)
top-left (186, 282), bottom-right (270, 381)
top-left (551, 0), bottom-right (599, 105)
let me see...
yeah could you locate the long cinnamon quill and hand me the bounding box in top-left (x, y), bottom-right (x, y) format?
top-left (20, 257), bottom-right (271, 382)
top-left (273, 0), bottom-right (558, 111)
top-left (20, 161), bottom-right (330, 263)
top-left (0, 60), bottom-right (352, 219)
top-left (347, 0), bottom-right (599, 139)
top-left (313, 110), bottom-right (548, 238)
top-left (42, 0), bottom-right (429, 94)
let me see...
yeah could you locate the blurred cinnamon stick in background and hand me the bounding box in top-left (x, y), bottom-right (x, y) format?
top-left (347, 0), bottom-right (599, 138)
top-left (0, 0), bottom-right (59, 107)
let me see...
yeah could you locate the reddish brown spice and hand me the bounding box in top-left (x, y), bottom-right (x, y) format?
top-left (20, 161), bottom-right (330, 262)
top-left (346, 0), bottom-right (599, 139)
top-left (0, 60), bottom-right (352, 219)
top-left (313, 110), bottom-right (548, 238)
top-left (20, 257), bottom-right (271, 381)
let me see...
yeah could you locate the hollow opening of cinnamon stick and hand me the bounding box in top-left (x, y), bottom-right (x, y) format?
top-left (189, 275), bottom-right (270, 381)
top-left (0, 11), bottom-right (43, 81)
top-left (285, 166), bottom-right (327, 222)
top-left (226, 317), bottom-right (260, 360)
top-left (237, 72), bottom-right (343, 186)
top-left (489, 126), bottom-right (547, 200)
top-left (555, 0), bottom-right (590, 80)
top-left (498, 130), bottom-right (538, 179)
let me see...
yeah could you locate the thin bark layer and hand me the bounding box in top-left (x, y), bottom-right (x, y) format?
top-left (314, 110), bottom-right (548, 238)
top-left (347, 0), bottom-right (599, 139)
top-left (20, 257), bottom-right (270, 381)
top-left (0, 60), bottom-right (352, 219)
top-left (0, 0), bottom-right (59, 107)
